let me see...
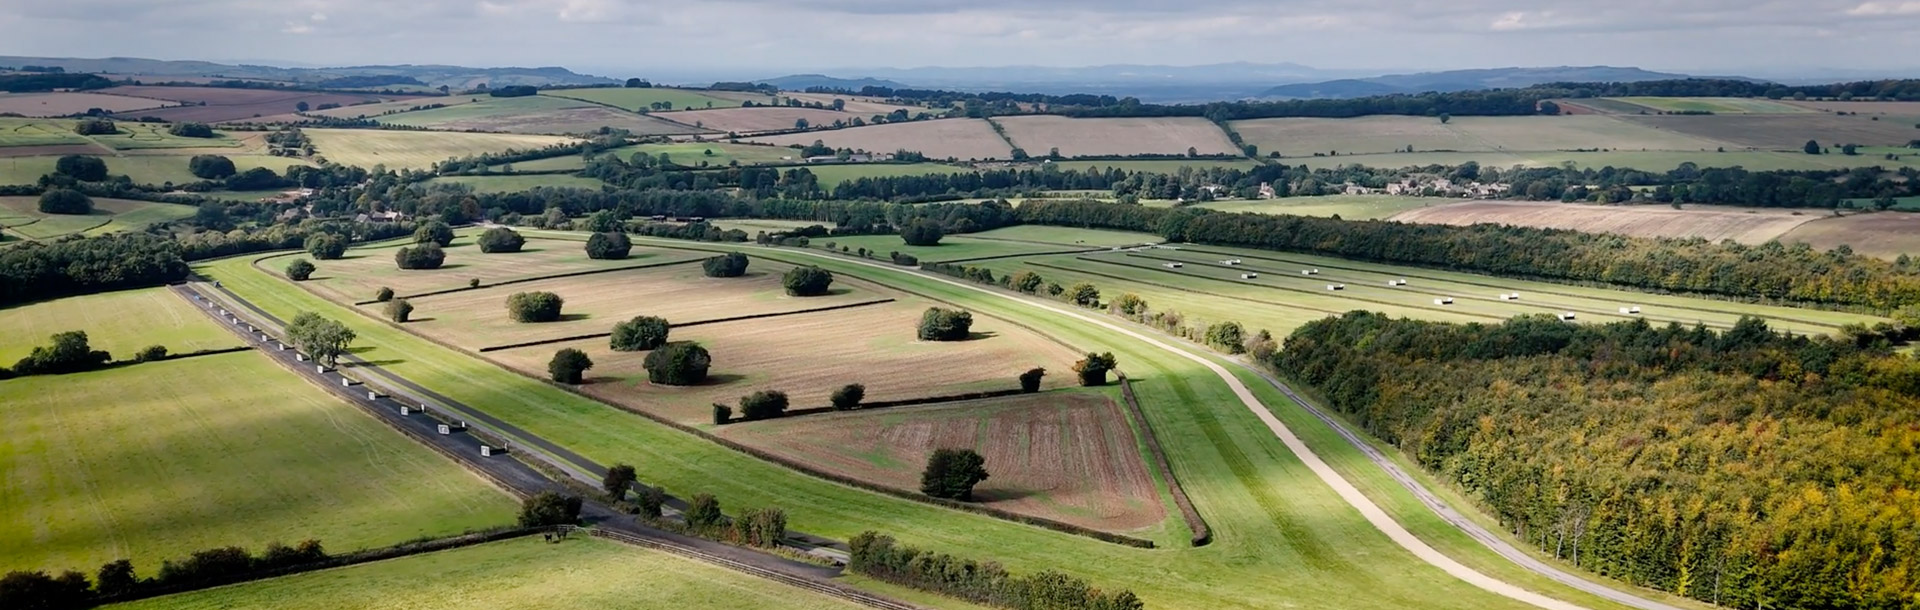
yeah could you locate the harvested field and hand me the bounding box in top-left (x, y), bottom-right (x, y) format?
top-left (782, 92), bottom-right (923, 115)
top-left (1279, 149), bottom-right (1909, 172)
top-left (745, 119), bottom-right (1014, 161)
top-left (541, 88), bottom-right (741, 112)
top-left (0, 92), bottom-right (176, 117)
top-left (697, 90), bottom-right (783, 105)
top-left (0, 287), bottom-right (239, 363)
top-left (377, 96), bottom-right (701, 135)
top-left (1779, 212), bottom-right (1920, 260)
top-left (661, 107), bottom-right (854, 134)
top-left (1618, 114), bottom-right (1920, 148)
top-left (285, 233), bottom-right (691, 304)
top-left (722, 391), bottom-right (1168, 533)
top-left (304, 128), bottom-right (575, 170)
top-left (1605, 97), bottom-right (1811, 114)
top-left (1231, 115), bottom-right (1728, 157)
top-left (1554, 98), bottom-right (1659, 115)
top-left (308, 97), bottom-right (479, 119)
top-left (488, 296), bottom-right (1082, 423)
top-left (993, 116), bottom-right (1238, 157)
top-left (100, 86), bottom-right (410, 123)
top-left (0, 196), bottom-right (195, 241)
top-left (1784, 100), bottom-right (1920, 116)
top-left (1389, 200), bottom-right (1821, 243)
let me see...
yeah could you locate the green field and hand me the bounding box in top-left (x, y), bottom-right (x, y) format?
top-left (305, 128), bottom-right (576, 170)
top-left (542, 88), bottom-right (742, 112)
top-left (425, 174), bottom-right (608, 193)
top-left (0, 287), bottom-right (241, 363)
top-left (0, 117), bottom-right (92, 147)
top-left (0, 351), bottom-right (516, 572)
top-left (1149, 194), bottom-right (1456, 220)
top-left (1607, 97), bottom-right (1812, 114)
top-left (809, 224), bottom-right (1160, 263)
top-left (1231, 115), bottom-right (1729, 158)
top-left (113, 537), bottom-right (866, 610)
top-left (0, 118), bottom-right (243, 150)
top-left (804, 163), bottom-right (976, 192)
top-left (376, 96), bottom-right (594, 127)
top-left (0, 196), bottom-right (196, 240)
top-left (1281, 149), bottom-right (1919, 171)
top-left (1049, 159), bottom-right (1261, 172)
top-left (0, 154), bottom-right (313, 187)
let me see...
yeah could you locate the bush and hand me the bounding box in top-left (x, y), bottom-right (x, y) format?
top-left (782, 266), bottom-right (834, 296)
top-left (585, 232), bottom-right (631, 260)
top-left (1245, 329), bottom-right (1276, 361)
top-left (469, 278), bottom-right (480, 288)
top-left (917, 307), bottom-right (974, 341)
top-left (188, 154), bottom-right (237, 179)
top-left (74, 117), bottom-right (116, 135)
top-left (643, 342), bottom-right (711, 385)
top-left (602, 463), bottom-right (637, 499)
top-left (53, 155), bottom-right (108, 181)
top-left (385, 298), bottom-right (413, 323)
top-left (37, 188), bottom-right (92, 214)
top-left (135, 345), bottom-right (169, 362)
top-left (702, 252), bottom-right (749, 277)
top-left (610, 315), bottom-right (669, 351)
top-left (394, 244), bottom-right (445, 270)
top-left (414, 221), bottom-right (455, 247)
top-left (712, 403), bottom-right (733, 425)
top-left (304, 233), bottom-right (347, 259)
top-left (507, 291), bottom-right (565, 323)
top-left (1204, 321), bottom-right (1247, 354)
top-left (733, 507), bottom-right (787, 548)
top-left (920, 448), bottom-right (990, 500)
top-left (96, 559), bottom-right (137, 597)
top-left (476, 227), bottom-right (525, 253)
top-left (891, 252), bottom-right (919, 266)
top-left (738, 390), bottom-right (789, 421)
top-left (1110, 293), bottom-right (1148, 316)
top-left (1018, 367), bottom-right (1046, 393)
top-left (685, 493), bottom-right (723, 530)
top-left (638, 486), bottom-right (666, 518)
top-left (285, 258), bottom-right (316, 281)
top-left (167, 122), bottom-right (216, 138)
top-left (1073, 352), bottom-right (1118, 386)
top-left (375, 286), bottom-right (394, 302)
top-left (900, 218), bottom-right (944, 246)
top-left (831, 383), bottom-right (865, 410)
top-left (548, 348), bottom-right (593, 384)
top-left (1067, 282), bottom-right (1101, 308)
top-left (1011, 271), bottom-right (1044, 293)
top-left (517, 492), bottom-right (583, 527)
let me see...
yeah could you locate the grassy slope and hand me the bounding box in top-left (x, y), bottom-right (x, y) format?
top-left (111, 537), bottom-right (865, 610)
top-left (0, 287), bottom-right (241, 363)
top-left (0, 352), bottom-right (516, 573)
top-left (374, 96), bottom-right (592, 127)
top-left (304, 129), bottom-right (574, 171)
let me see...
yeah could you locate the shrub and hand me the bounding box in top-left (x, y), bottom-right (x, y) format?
top-left (733, 507), bottom-right (787, 548)
top-left (394, 244), bottom-right (445, 270)
top-left (375, 286), bottom-right (394, 302)
top-left (610, 315), bottom-right (669, 351)
top-left (831, 383), bottom-right (865, 410)
top-left (1245, 329), bottom-right (1276, 361)
top-left (1011, 271), bottom-right (1044, 293)
top-left (53, 155), bottom-right (108, 181)
top-left (135, 345), bottom-right (169, 362)
top-left (638, 486), bottom-right (666, 518)
top-left (1110, 293), bottom-right (1148, 316)
top-left (782, 266), bottom-right (834, 296)
top-left (517, 491), bottom-right (583, 527)
top-left (188, 154), bottom-right (236, 179)
top-left (167, 122), bottom-right (216, 138)
top-left (702, 252), bottom-right (749, 277)
top-left (414, 221), bottom-right (455, 247)
top-left (507, 291), bottom-right (565, 323)
top-left (73, 117), bottom-right (116, 135)
top-left (1067, 282), bottom-right (1101, 308)
top-left (602, 463), bottom-right (637, 499)
top-left (891, 252), bottom-right (918, 266)
top-left (548, 348), bottom-right (592, 384)
top-left (917, 307), bottom-right (974, 341)
top-left (304, 233), bottom-right (347, 259)
top-left (738, 390), bottom-right (789, 421)
top-left (920, 448), bottom-right (990, 500)
top-left (476, 227), bottom-right (525, 253)
top-left (900, 218), bottom-right (944, 246)
top-left (96, 559), bottom-right (137, 597)
top-left (1204, 321), bottom-right (1247, 354)
top-left (643, 342), bottom-right (710, 385)
top-left (385, 298), bottom-right (413, 323)
top-left (712, 404), bottom-right (733, 425)
top-left (468, 278), bottom-right (480, 288)
top-left (685, 493), bottom-right (723, 530)
top-left (1018, 367), bottom-right (1046, 393)
top-left (37, 188), bottom-right (92, 214)
top-left (585, 231), bottom-right (631, 259)
top-left (1073, 352), bottom-right (1118, 386)
top-left (284, 258), bottom-right (316, 281)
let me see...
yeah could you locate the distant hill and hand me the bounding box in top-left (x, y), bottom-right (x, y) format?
top-left (0, 56), bottom-right (617, 89)
top-left (757, 74), bottom-right (909, 91)
top-left (1260, 66), bottom-right (1699, 99)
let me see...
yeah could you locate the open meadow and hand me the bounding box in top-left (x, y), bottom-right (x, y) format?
top-left (377, 96), bottom-right (701, 135)
top-left (0, 351), bottom-right (516, 573)
top-left (992, 116), bottom-right (1239, 157)
top-left (1778, 211), bottom-right (1920, 260)
top-left (111, 537), bottom-right (869, 610)
top-left (1389, 200), bottom-right (1825, 243)
top-left (0, 92), bottom-right (177, 117)
top-left (0, 196), bottom-right (196, 240)
top-left (721, 390), bottom-right (1170, 534)
top-left (744, 119), bottom-right (1015, 161)
top-left (304, 128), bottom-right (575, 170)
top-left (0, 153), bottom-right (310, 186)
top-left (541, 88), bottom-right (743, 111)
top-left (280, 233), bottom-right (698, 303)
top-left (1231, 115), bottom-right (1728, 157)
top-left (0, 287), bottom-right (239, 363)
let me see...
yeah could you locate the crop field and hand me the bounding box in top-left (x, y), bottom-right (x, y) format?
top-left (1231, 115), bottom-right (1728, 157)
top-left (278, 234), bottom-right (695, 303)
top-left (1048, 159), bottom-right (1261, 172)
top-left (664, 107), bottom-right (857, 134)
top-left (377, 96), bottom-right (701, 135)
top-left (0, 351), bottom-right (516, 572)
top-left (541, 88), bottom-right (743, 111)
top-left (0, 153), bottom-right (310, 186)
top-left (1155, 194), bottom-right (1459, 220)
top-left (1604, 97), bottom-right (1812, 115)
top-left (1778, 212), bottom-right (1920, 260)
top-left (0, 92), bottom-right (177, 117)
top-left (783, 92), bottom-right (924, 115)
top-left (992, 116), bottom-right (1239, 157)
top-left (114, 537), bottom-right (869, 610)
top-left (307, 97), bottom-right (479, 119)
top-left (304, 128), bottom-right (575, 170)
top-left (0, 287), bottom-right (239, 363)
top-left (1619, 114), bottom-right (1920, 148)
top-left (1278, 148), bottom-right (1914, 172)
top-left (88, 122), bottom-right (245, 150)
top-left (0, 195), bottom-right (195, 240)
top-left (1785, 100), bottom-right (1920, 116)
top-left (424, 174), bottom-right (608, 193)
top-left (722, 391), bottom-right (1169, 533)
top-left (98, 86), bottom-right (409, 123)
top-left (489, 142), bottom-right (803, 172)
top-left (745, 119), bottom-right (1015, 161)
top-left (1389, 200), bottom-right (1824, 243)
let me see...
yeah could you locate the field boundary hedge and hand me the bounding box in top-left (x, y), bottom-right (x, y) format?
top-left (724, 387), bottom-right (1029, 421)
top-left (1117, 372), bottom-right (1212, 547)
top-left (475, 298), bottom-right (897, 352)
top-left (351, 257), bottom-right (704, 304)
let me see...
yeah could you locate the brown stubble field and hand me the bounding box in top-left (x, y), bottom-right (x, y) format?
top-left (100, 86), bottom-right (417, 123)
top-left (664, 107), bottom-right (858, 134)
top-left (744, 119), bottom-right (1015, 160)
top-left (991, 116), bottom-right (1240, 157)
top-left (1783, 100), bottom-right (1920, 116)
top-left (1778, 212), bottom-right (1920, 260)
top-left (780, 92), bottom-right (925, 116)
top-left (719, 391), bottom-right (1168, 533)
top-left (1390, 201), bottom-right (1825, 243)
top-left (1619, 114), bottom-right (1920, 148)
top-left (0, 92), bottom-right (178, 117)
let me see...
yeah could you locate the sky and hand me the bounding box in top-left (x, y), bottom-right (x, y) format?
top-left (1, 0), bottom-right (1917, 79)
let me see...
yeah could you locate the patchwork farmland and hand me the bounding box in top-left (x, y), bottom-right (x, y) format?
top-left (1388, 200), bottom-right (1825, 243)
top-left (1618, 113), bottom-right (1920, 148)
top-left (377, 96), bottom-right (702, 135)
top-left (277, 233), bottom-right (693, 303)
top-left (541, 88), bottom-right (745, 112)
top-left (744, 119), bottom-right (1015, 160)
top-left (303, 128), bottom-right (575, 170)
top-left (0, 195), bottom-right (197, 240)
top-left (992, 116), bottom-right (1240, 157)
top-left (98, 86), bottom-right (415, 123)
top-left (662, 107), bottom-right (858, 134)
top-left (494, 142), bottom-right (804, 171)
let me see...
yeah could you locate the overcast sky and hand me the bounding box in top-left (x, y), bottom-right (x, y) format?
top-left (2, 0), bottom-right (1916, 78)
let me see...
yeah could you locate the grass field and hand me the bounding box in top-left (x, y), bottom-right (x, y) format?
top-left (1152, 194), bottom-right (1455, 220)
top-left (1231, 115), bottom-right (1729, 157)
top-left (0, 118), bottom-right (242, 151)
top-left (1619, 114), bottom-right (1920, 148)
top-left (541, 88), bottom-right (743, 112)
top-left (112, 537), bottom-right (868, 610)
top-left (1779, 211), bottom-right (1920, 260)
top-left (1390, 200), bottom-right (1825, 244)
top-left (424, 174), bottom-right (608, 193)
top-left (745, 119), bottom-right (1015, 161)
top-left (0, 351), bottom-right (516, 573)
top-left (812, 224), bottom-right (1161, 263)
top-left (722, 390), bottom-right (1170, 533)
top-left (306, 97), bottom-right (479, 119)
top-left (0, 117), bottom-right (94, 148)
top-left (377, 96), bottom-right (700, 136)
top-left (993, 116), bottom-right (1240, 158)
top-left (0, 196), bottom-right (196, 240)
top-left (0, 287), bottom-right (240, 363)
top-left (304, 129), bottom-right (575, 170)
top-left (1605, 97), bottom-right (1812, 114)
top-left (1785, 100), bottom-right (1920, 116)
top-left (666, 107), bottom-right (859, 134)
top-left (0, 154), bottom-right (312, 187)
top-left (287, 233), bottom-right (697, 303)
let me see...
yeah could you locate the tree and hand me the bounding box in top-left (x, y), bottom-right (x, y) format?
top-left (738, 390), bottom-right (790, 421)
top-left (476, 227), bottom-right (525, 253)
top-left (917, 307), bottom-right (974, 341)
top-left (782, 266), bottom-right (834, 296)
top-left (831, 383), bottom-right (865, 410)
top-left (286, 312), bottom-right (355, 367)
top-left (900, 218), bottom-right (945, 246)
top-left (295, 101), bottom-right (310, 112)
top-left (37, 188), bottom-right (92, 215)
top-left (96, 559), bottom-right (136, 597)
top-left (643, 342), bottom-right (711, 385)
top-left (375, 287), bottom-right (394, 302)
top-left (385, 298), bottom-right (413, 323)
top-left (1011, 271), bottom-right (1044, 294)
top-left (1019, 367), bottom-right (1046, 393)
top-left (517, 492), bottom-right (583, 527)
top-left (702, 252), bottom-right (749, 277)
top-left (225, 166), bottom-right (283, 190)
top-left (188, 155), bottom-right (236, 179)
top-left (167, 122), bottom-right (215, 138)
top-left (712, 404), bottom-right (733, 425)
top-left (285, 258), bottom-right (316, 281)
top-left (610, 315), bottom-right (670, 351)
top-left (134, 345), bottom-right (168, 362)
top-left (1439, 113), bottom-right (1451, 124)
top-left (549, 348), bottom-right (593, 384)
top-left (0, 570), bottom-right (92, 609)
top-left (603, 463), bottom-right (637, 499)
top-left (685, 493), bottom-right (723, 529)
top-left (1804, 139), bottom-right (1822, 155)
top-left (585, 232), bottom-right (632, 260)
top-left (1204, 321), bottom-right (1247, 354)
top-left (506, 291), bottom-right (565, 323)
top-left (304, 233), bottom-right (347, 259)
top-left (12, 330), bottom-right (110, 375)
top-left (1841, 143), bottom-right (1860, 156)
top-left (73, 117), bottom-right (116, 135)
top-left (637, 486), bottom-right (666, 518)
top-left (414, 221), bottom-right (455, 247)
top-left (920, 448), bottom-right (990, 500)
top-left (1073, 352), bottom-right (1117, 386)
top-left (1109, 293), bottom-right (1147, 316)
top-left (794, 118), bottom-right (810, 130)
top-left (54, 155), bottom-right (108, 181)
top-left (394, 244), bottom-right (445, 270)
top-left (1067, 282), bottom-right (1101, 308)
top-left (192, 201), bottom-right (231, 230)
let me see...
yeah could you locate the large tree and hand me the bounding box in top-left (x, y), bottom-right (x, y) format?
top-left (548, 348), bottom-right (593, 384)
top-left (53, 155), bottom-right (107, 181)
top-left (900, 218), bottom-right (945, 246)
top-left (36, 189), bottom-right (92, 215)
top-left (188, 155), bottom-right (237, 179)
top-left (1072, 352), bottom-right (1117, 386)
top-left (643, 342), bottom-right (711, 385)
top-left (476, 227), bottom-right (525, 253)
top-left (414, 221), bottom-right (455, 247)
top-left (602, 463), bottom-right (637, 499)
top-left (782, 266), bottom-right (834, 296)
top-left (702, 252), bottom-right (750, 278)
top-left (737, 390), bottom-right (789, 421)
top-left (284, 258), bottom-right (316, 281)
top-left (304, 233), bottom-right (347, 260)
top-left (517, 492), bottom-right (583, 527)
top-left (286, 312), bottom-right (355, 367)
top-left (610, 315), bottom-right (670, 351)
top-left (394, 244), bottom-right (446, 270)
top-left (917, 307), bottom-right (973, 341)
top-left (12, 330), bottom-right (110, 375)
top-left (506, 291), bottom-right (565, 323)
top-left (585, 232), bottom-right (632, 260)
top-left (920, 448), bottom-right (990, 500)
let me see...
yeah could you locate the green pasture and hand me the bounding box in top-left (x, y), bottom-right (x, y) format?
top-left (0, 287), bottom-right (240, 363)
top-left (304, 128), bottom-right (575, 171)
top-left (0, 196), bottom-right (195, 242)
top-left (1606, 97), bottom-right (1812, 114)
top-left (375, 96), bottom-right (593, 128)
top-left (805, 223), bottom-right (1160, 263)
top-left (541, 88), bottom-right (742, 112)
top-left (0, 117), bottom-right (92, 147)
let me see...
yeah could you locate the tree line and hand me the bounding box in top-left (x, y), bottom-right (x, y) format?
top-left (849, 532), bottom-right (1142, 610)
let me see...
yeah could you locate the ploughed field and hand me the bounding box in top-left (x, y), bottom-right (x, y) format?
top-left (720, 391), bottom-right (1169, 534)
top-left (97, 86), bottom-right (415, 124)
top-left (664, 106), bottom-right (862, 134)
